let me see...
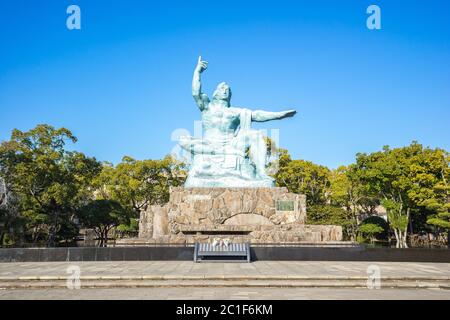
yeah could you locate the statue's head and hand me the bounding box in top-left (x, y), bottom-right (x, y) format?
top-left (213, 82), bottom-right (232, 103)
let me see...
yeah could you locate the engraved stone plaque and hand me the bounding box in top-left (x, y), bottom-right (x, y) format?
top-left (276, 200), bottom-right (294, 211)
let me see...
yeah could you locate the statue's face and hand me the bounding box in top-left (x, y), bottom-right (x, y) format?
top-left (213, 82), bottom-right (231, 102)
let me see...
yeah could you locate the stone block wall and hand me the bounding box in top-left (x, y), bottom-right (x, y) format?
top-left (136, 187), bottom-right (343, 243)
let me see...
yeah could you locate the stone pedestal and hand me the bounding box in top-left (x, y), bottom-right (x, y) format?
top-left (132, 187), bottom-right (343, 244)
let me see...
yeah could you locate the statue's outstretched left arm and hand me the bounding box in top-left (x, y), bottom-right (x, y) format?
top-left (251, 109), bottom-right (296, 122)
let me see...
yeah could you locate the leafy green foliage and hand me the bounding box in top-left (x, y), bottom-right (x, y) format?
top-left (94, 155), bottom-right (185, 214)
top-left (0, 207), bottom-right (23, 245)
top-left (354, 142), bottom-right (449, 247)
top-left (328, 165), bottom-right (379, 240)
top-left (427, 212), bottom-right (450, 230)
top-left (1, 123), bottom-right (449, 248)
top-left (307, 204), bottom-right (353, 238)
top-left (358, 223), bottom-right (384, 243)
top-left (360, 216), bottom-right (389, 240)
top-left (78, 199), bottom-right (128, 246)
top-left (0, 183), bottom-right (24, 246)
top-left (116, 218), bottom-right (139, 238)
top-left (0, 124), bottom-right (101, 246)
top-left (275, 151), bottom-right (330, 206)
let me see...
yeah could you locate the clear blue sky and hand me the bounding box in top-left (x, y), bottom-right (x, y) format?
top-left (1, 0), bottom-right (449, 168)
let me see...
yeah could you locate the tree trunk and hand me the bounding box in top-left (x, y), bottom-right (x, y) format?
top-left (397, 230), bottom-right (407, 248)
top-left (47, 210), bottom-right (59, 247)
top-left (103, 230), bottom-right (107, 247)
top-left (104, 228), bottom-right (110, 247)
top-left (349, 221), bottom-right (356, 242)
top-left (100, 228), bottom-right (105, 247)
top-left (402, 231), bottom-right (408, 248)
top-left (95, 228), bottom-right (103, 247)
top-left (47, 228), bottom-right (55, 247)
top-left (393, 229), bottom-right (400, 248)
top-left (32, 227), bottom-right (38, 245)
top-left (394, 229), bottom-right (408, 248)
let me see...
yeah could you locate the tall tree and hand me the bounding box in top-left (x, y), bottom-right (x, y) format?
top-left (419, 149), bottom-right (450, 245)
top-left (0, 124), bottom-right (101, 246)
top-left (275, 151), bottom-right (330, 206)
top-left (78, 199), bottom-right (128, 247)
top-left (329, 166), bottom-right (357, 238)
top-left (329, 165), bottom-right (378, 240)
top-left (0, 184), bottom-right (23, 246)
top-left (94, 155), bottom-right (185, 215)
top-left (355, 142), bottom-right (449, 247)
top-left (355, 145), bottom-right (414, 247)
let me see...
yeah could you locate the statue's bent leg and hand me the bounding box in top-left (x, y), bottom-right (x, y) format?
top-left (179, 136), bottom-right (216, 154)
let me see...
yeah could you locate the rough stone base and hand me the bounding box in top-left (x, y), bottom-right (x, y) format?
top-left (131, 187), bottom-right (343, 244)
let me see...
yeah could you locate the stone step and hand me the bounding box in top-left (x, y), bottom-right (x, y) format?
top-left (1, 277), bottom-right (449, 289)
top-left (2, 275), bottom-right (450, 281)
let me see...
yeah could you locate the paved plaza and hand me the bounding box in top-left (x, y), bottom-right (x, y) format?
top-left (0, 261), bottom-right (449, 299)
top-left (1, 261), bottom-right (450, 279)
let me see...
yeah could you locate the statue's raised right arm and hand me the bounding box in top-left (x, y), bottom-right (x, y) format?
top-left (192, 56), bottom-right (210, 111)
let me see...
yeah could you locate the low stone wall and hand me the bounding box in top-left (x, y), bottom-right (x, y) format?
top-left (0, 247), bottom-right (193, 262)
top-left (1, 246), bottom-right (449, 263)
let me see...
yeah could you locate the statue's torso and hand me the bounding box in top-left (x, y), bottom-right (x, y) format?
top-left (202, 104), bottom-right (241, 140)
